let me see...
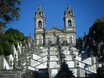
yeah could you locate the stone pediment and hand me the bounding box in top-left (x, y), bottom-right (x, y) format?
top-left (46, 27), bottom-right (64, 34)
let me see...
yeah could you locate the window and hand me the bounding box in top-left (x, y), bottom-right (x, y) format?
top-left (38, 21), bottom-right (42, 28)
top-left (39, 12), bottom-right (41, 15)
top-left (68, 20), bottom-right (71, 27)
top-left (68, 11), bottom-right (70, 15)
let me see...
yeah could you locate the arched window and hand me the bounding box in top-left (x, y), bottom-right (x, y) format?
top-left (68, 20), bottom-right (71, 27)
top-left (68, 11), bottom-right (70, 15)
top-left (39, 12), bottom-right (41, 15)
top-left (38, 21), bottom-right (42, 28)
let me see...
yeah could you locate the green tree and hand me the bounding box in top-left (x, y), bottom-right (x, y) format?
top-left (87, 22), bottom-right (104, 56)
top-left (0, 44), bottom-right (4, 55)
top-left (0, 28), bottom-right (25, 55)
top-left (1, 41), bottom-right (13, 55)
top-left (0, 0), bottom-right (21, 29)
top-left (6, 34), bottom-right (15, 43)
top-left (5, 28), bottom-right (24, 47)
top-left (55, 62), bottom-right (75, 78)
top-left (5, 28), bottom-right (24, 41)
top-left (88, 22), bottom-right (104, 42)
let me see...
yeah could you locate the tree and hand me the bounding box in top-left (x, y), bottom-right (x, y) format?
top-left (77, 22), bottom-right (104, 57)
top-left (0, 44), bottom-right (4, 55)
top-left (88, 22), bottom-right (104, 56)
top-left (76, 37), bottom-right (83, 49)
top-left (5, 28), bottom-right (24, 48)
top-left (55, 62), bottom-right (75, 78)
top-left (5, 28), bottom-right (24, 40)
top-left (0, 28), bottom-right (25, 56)
top-left (6, 34), bottom-right (14, 43)
top-left (1, 41), bottom-right (13, 55)
top-left (88, 22), bottom-right (104, 42)
top-left (0, 0), bottom-right (21, 27)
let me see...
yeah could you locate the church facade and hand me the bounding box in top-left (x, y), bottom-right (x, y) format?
top-left (34, 6), bottom-right (76, 46)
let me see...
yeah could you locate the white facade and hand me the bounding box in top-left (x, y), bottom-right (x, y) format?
top-left (34, 5), bottom-right (76, 46)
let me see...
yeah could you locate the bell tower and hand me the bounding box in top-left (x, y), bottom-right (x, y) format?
top-left (34, 5), bottom-right (46, 45)
top-left (63, 5), bottom-right (76, 45)
top-left (64, 5), bottom-right (75, 31)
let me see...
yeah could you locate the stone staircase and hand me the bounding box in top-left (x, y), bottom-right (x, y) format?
top-left (0, 42), bottom-right (100, 78)
top-left (24, 45), bottom-right (98, 77)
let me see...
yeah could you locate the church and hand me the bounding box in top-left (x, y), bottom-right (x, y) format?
top-left (34, 5), bottom-right (76, 46)
top-left (0, 5), bottom-right (101, 78)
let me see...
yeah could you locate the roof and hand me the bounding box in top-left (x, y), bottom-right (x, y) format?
top-left (46, 27), bottom-right (64, 34)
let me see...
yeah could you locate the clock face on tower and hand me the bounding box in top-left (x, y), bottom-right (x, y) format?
top-left (38, 21), bottom-right (42, 28)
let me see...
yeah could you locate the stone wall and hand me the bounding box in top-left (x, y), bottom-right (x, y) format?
top-left (0, 70), bottom-right (24, 78)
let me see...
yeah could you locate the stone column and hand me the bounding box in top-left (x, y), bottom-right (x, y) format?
top-left (72, 55), bottom-right (76, 68)
top-left (18, 52), bottom-right (22, 69)
top-left (76, 62), bottom-right (80, 77)
top-left (96, 56), bottom-right (99, 72)
top-left (47, 40), bottom-right (51, 78)
top-left (26, 57), bottom-right (29, 70)
top-left (13, 54), bottom-right (17, 70)
top-left (28, 56), bottom-right (31, 66)
top-left (91, 51), bottom-right (94, 65)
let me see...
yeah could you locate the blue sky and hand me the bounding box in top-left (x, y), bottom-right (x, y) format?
top-left (6, 0), bottom-right (104, 39)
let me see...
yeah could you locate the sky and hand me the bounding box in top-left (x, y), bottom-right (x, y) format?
top-left (6, 0), bottom-right (104, 39)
